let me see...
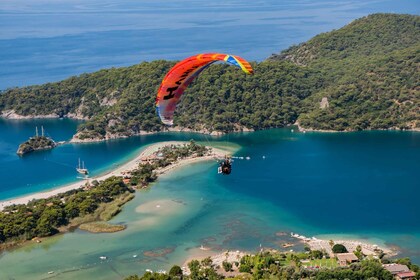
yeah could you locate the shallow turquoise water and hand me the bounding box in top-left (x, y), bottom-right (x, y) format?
top-left (0, 162), bottom-right (309, 279)
top-left (0, 119), bottom-right (221, 199)
top-left (0, 120), bottom-right (419, 279)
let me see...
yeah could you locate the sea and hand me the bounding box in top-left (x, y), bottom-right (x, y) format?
top-left (1, 0), bottom-right (420, 279)
top-left (0, 120), bottom-right (419, 279)
top-left (0, 0), bottom-right (419, 90)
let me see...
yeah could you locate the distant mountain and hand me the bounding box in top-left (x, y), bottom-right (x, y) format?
top-left (0, 13), bottom-right (418, 140)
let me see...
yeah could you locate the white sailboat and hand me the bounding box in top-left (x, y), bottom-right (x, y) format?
top-left (76, 158), bottom-right (89, 175)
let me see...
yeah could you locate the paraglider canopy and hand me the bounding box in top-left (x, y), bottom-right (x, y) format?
top-left (155, 53), bottom-right (253, 125)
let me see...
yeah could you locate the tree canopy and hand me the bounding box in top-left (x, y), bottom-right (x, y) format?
top-left (1, 13), bottom-right (418, 137)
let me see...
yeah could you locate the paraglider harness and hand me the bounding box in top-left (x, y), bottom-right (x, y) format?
top-left (218, 157), bottom-right (232, 175)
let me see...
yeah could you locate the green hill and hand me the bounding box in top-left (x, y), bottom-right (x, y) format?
top-left (271, 14), bottom-right (419, 66)
top-left (270, 13), bottom-right (419, 131)
top-left (0, 61), bottom-right (321, 140)
top-left (0, 13), bottom-right (418, 139)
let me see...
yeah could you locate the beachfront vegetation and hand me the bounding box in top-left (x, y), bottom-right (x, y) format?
top-left (354, 245), bottom-right (363, 260)
top-left (129, 141), bottom-right (210, 187)
top-left (1, 14), bottom-right (418, 136)
top-left (168, 265), bottom-right (183, 278)
top-left (0, 177), bottom-right (132, 245)
top-left (0, 141), bottom-right (213, 246)
top-left (124, 250), bottom-right (420, 280)
top-left (127, 253), bottom-right (420, 280)
top-left (130, 162), bottom-right (158, 187)
top-left (332, 244), bottom-right (348, 254)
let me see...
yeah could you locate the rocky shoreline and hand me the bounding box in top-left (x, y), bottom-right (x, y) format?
top-left (295, 121), bottom-right (420, 133)
top-left (70, 125), bottom-right (254, 143)
top-left (16, 136), bottom-right (58, 155)
top-left (0, 110), bottom-right (89, 120)
top-left (290, 232), bottom-right (397, 258)
top-left (2, 111), bottom-right (418, 145)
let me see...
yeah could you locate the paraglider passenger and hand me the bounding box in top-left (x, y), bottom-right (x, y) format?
top-left (219, 158), bottom-right (232, 175)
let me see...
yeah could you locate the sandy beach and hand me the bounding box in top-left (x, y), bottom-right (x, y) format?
top-left (181, 249), bottom-right (249, 276)
top-left (290, 232), bottom-right (396, 257)
top-left (0, 141), bottom-right (230, 211)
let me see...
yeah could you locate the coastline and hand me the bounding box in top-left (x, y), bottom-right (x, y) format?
top-left (70, 126), bottom-right (254, 143)
top-left (290, 232), bottom-right (396, 257)
top-left (179, 232), bottom-right (400, 276)
top-left (1, 113), bottom-right (418, 145)
top-left (295, 121), bottom-right (420, 133)
top-left (0, 141), bottom-right (231, 211)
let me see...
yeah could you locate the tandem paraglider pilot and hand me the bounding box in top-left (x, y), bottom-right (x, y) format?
top-left (218, 157), bottom-right (232, 175)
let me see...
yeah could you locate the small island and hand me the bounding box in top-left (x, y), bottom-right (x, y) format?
top-left (16, 126), bottom-right (57, 156)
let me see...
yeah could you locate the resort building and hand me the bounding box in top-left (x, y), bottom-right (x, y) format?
top-left (140, 154), bottom-right (158, 163)
top-left (383, 264), bottom-right (416, 280)
top-left (336, 253), bottom-right (359, 267)
top-left (395, 272), bottom-right (416, 280)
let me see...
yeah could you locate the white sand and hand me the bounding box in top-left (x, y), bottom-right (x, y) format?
top-left (135, 199), bottom-right (184, 214)
top-left (133, 199), bottom-right (188, 229)
top-left (291, 232), bottom-right (395, 257)
top-left (182, 250), bottom-right (248, 276)
top-left (0, 141), bottom-right (230, 211)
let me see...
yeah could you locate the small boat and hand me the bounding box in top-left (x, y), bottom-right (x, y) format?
top-left (133, 255), bottom-right (137, 258)
top-left (99, 256), bottom-right (107, 260)
top-left (48, 271), bottom-right (54, 274)
top-left (76, 158), bottom-right (89, 175)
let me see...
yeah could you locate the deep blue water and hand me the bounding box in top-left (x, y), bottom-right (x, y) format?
top-left (1, 120), bottom-right (419, 260)
top-left (0, 119), bottom-right (217, 199)
top-left (225, 130), bottom-right (420, 234)
top-left (0, 120), bottom-right (420, 272)
top-left (1, 0), bottom-right (419, 89)
top-left (1, 0), bottom-right (420, 275)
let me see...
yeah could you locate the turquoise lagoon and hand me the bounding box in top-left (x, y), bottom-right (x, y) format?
top-left (0, 119), bottom-right (419, 279)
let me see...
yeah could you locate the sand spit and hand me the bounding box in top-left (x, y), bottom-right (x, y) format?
top-left (0, 141), bottom-right (230, 211)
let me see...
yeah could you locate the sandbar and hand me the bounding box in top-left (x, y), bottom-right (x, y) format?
top-left (0, 141), bottom-right (230, 211)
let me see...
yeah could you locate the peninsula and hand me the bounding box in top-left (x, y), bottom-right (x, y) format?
top-left (1, 14), bottom-right (418, 142)
top-left (0, 141), bottom-right (231, 248)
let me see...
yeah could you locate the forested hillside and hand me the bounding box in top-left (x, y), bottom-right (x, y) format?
top-left (0, 13), bottom-right (418, 139)
top-left (270, 13), bottom-right (419, 131)
top-left (0, 61), bottom-right (322, 140)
